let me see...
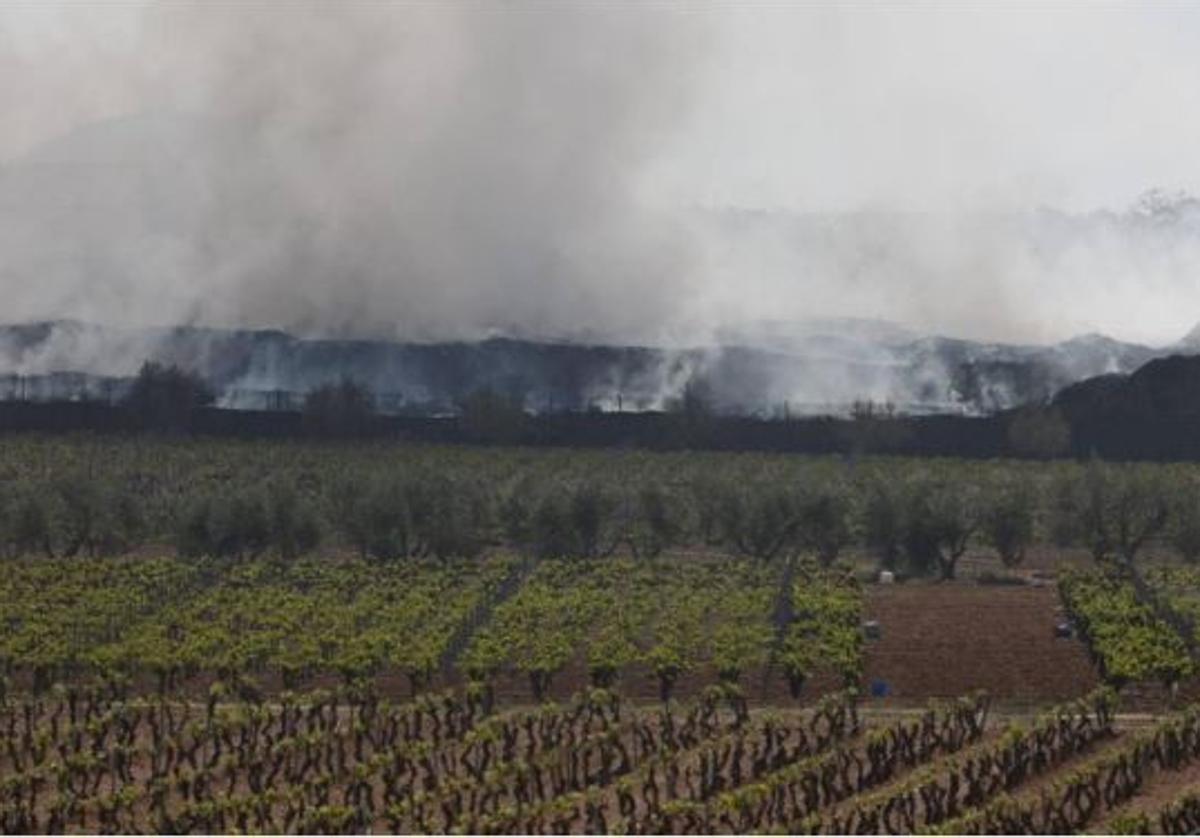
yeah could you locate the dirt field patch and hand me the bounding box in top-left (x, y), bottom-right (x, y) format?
top-left (862, 582), bottom-right (1099, 705)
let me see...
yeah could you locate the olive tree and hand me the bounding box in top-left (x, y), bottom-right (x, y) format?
top-left (1061, 462), bottom-right (1169, 568)
top-left (861, 479), bottom-right (904, 571)
top-left (623, 482), bottom-right (683, 559)
top-left (902, 478), bottom-right (983, 580)
top-left (797, 482), bottom-right (852, 567)
top-left (522, 480), bottom-right (620, 559)
top-left (177, 484), bottom-right (319, 560)
top-left (340, 474), bottom-right (490, 561)
top-left (1169, 479), bottom-right (1200, 563)
top-left (717, 484), bottom-right (800, 561)
top-left (0, 482), bottom-right (54, 558)
top-left (177, 492), bottom-right (269, 559)
top-left (266, 484), bottom-right (322, 560)
top-left (56, 479), bottom-right (145, 558)
top-left (983, 480), bottom-right (1036, 568)
top-left (420, 476), bottom-right (490, 560)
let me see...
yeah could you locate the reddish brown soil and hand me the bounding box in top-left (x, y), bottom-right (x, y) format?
top-left (862, 582), bottom-right (1100, 705)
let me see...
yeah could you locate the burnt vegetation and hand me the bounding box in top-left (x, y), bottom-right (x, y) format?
top-left (5, 345), bottom-right (1200, 463)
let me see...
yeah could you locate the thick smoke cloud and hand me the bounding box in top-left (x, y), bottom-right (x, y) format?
top-left (5, 3), bottom-right (1200, 360)
top-left (659, 5), bottom-right (1200, 347)
top-left (690, 196), bottom-right (1200, 348)
top-left (0, 3), bottom-right (703, 343)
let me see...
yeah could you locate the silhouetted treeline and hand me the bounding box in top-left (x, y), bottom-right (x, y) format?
top-left (5, 349), bottom-right (1200, 460)
top-left (0, 398), bottom-right (1162, 460)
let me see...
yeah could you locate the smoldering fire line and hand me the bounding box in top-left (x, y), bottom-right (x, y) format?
top-left (0, 319), bottom-right (1178, 419)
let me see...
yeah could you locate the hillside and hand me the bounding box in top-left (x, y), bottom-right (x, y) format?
top-left (1055, 353), bottom-right (1200, 420)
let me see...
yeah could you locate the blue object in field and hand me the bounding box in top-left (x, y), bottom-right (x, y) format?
top-left (870, 679), bottom-right (891, 698)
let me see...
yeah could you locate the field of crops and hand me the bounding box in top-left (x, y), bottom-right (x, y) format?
top-left (5, 435), bottom-right (1200, 832)
top-left (10, 680), bottom-right (1200, 834)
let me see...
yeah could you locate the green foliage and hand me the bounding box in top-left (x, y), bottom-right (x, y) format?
top-left (717, 483), bottom-right (800, 561)
top-left (333, 474), bottom-right (488, 561)
top-left (266, 484), bottom-right (322, 560)
top-left (861, 479), bottom-right (903, 570)
top-left (0, 484), bottom-right (54, 557)
top-left (177, 492), bottom-right (269, 560)
top-left (1060, 570), bottom-right (1194, 688)
top-left (983, 479), bottom-right (1036, 568)
top-left (0, 553), bottom-right (512, 688)
top-left (1169, 478), bottom-right (1200, 563)
top-left (782, 563), bottom-right (864, 695)
top-left (4, 435), bottom-right (1199, 571)
top-left (177, 485), bottom-right (319, 560)
top-left (1059, 460), bottom-right (1170, 566)
top-left (900, 478), bottom-right (982, 579)
top-left (624, 482), bottom-right (683, 559)
top-left (59, 478), bottom-right (146, 557)
top-left (464, 555), bottom-right (778, 702)
top-left (1109, 812), bottom-right (1153, 834)
top-left (516, 480), bottom-right (623, 559)
top-left (797, 482), bottom-right (852, 566)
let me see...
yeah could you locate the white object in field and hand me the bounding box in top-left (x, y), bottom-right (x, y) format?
top-left (879, 570), bottom-right (895, 584)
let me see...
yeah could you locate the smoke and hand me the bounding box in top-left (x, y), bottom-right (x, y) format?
top-left (689, 198), bottom-right (1200, 348)
top-left (0, 2), bottom-right (704, 344)
top-left (655, 4), bottom-right (1200, 348)
top-left (5, 3), bottom-right (1200, 413)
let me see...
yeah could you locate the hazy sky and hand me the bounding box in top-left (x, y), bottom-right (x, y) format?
top-left (4, 2), bottom-right (1200, 345)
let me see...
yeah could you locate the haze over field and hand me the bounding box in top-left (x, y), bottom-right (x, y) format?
top-left (3, 3), bottom-right (1200, 412)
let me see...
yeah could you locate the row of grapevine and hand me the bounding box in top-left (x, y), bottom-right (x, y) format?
top-left (824, 686), bottom-right (1116, 833)
top-left (1112, 781), bottom-right (1200, 833)
top-left (0, 678), bottom-right (866, 834)
top-left (780, 562), bottom-right (866, 696)
top-left (1058, 571), bottom-right (1194, 689)
top-left (0, 555), bottom-right (512, 694)
top-left (937, 701), bottom-right (1200, 834)
top-left (635, 692), bottom-right (990, 833)
top-left (461, 556), bottom-right (779, 703)
top-left (0, 551), bottom-right (870, 704)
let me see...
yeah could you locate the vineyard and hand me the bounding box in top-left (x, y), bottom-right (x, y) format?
top-left (5, 435), bottom-right (1200, 832)
top-left (12, 683), bottom-right (1200, 834)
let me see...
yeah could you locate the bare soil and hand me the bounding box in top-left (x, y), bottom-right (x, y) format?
top-left (862, 581), bottom-right (1100, 706)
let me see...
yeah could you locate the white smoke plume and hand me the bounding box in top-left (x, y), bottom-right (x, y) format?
top-left (0, 2), bottom-right (704, 344)
top-left (4, 3), bottom-right (1200, 411)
